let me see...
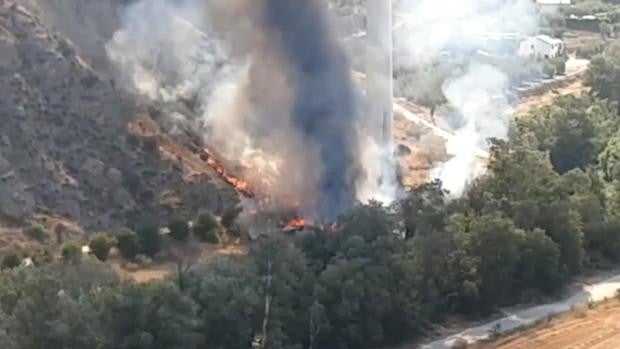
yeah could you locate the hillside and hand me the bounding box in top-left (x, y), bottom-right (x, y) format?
top-left (0, 0), bottom-right (236, 233)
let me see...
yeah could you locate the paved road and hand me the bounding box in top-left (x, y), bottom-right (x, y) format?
top-left (419, 274), bottom-right (620, 349)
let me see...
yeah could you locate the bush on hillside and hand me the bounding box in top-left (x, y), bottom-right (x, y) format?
top-left (136, 225), bottom-right (162, 257)
top-left (193, 211), bottom-right (219, 244)
top-left (221, 206), bottom-right (243, 229)
top-left (61, 242), bottom-right (82, 263)
top-left (24, 223), bottom-right (48, 241)
top-left (168, 218), bottom-right (190, 242)
top-left (89, 233), bottom-right (118, 261)
top-left (1, 253), bottom-right (21, 270)
top-left (116, 228), bottom-right (141, 260)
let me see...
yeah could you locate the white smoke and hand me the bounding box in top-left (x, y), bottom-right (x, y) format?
top-left (107, 0), bottom-right (376, 218)
top-left (433, 64), bottom-right (510, 195)
top-left (106, 0), bottom-right (234, 103)
top-left (357, 136), bottom-right (398, 204)
top-left (106, 0), bottom-right (287, 196)
top-left (394, 0), bottom-right (540, 196)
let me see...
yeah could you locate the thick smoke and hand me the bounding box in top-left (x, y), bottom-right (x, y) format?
top-left (107, 0), bottom-right (362, 220)
top-left (394, 0), bottom-right (539, 196)
top-left (260, 0), bottom-right (362, 219)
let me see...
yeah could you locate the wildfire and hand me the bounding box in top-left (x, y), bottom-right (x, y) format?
top-left (201, 147), bottom-right (313, 232)
top-left (282, 217), bottom-right (308, 232)
top-left (203, 148), bottom-right (255, 198)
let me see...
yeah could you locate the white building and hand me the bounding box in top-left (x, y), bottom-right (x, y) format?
top-left (518, 35), bottom-right (565, 59)
top-left (536, 0), bottom-right (572, 15)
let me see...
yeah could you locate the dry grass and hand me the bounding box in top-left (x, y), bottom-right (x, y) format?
top-left (393, 104), bottom-right (448, 189)
top-left (477, 300), bottom-right (620, 349)
top-left (128, 114), bottom-right (215, 183)
top-left (513, 79), bottom-right (588, 116)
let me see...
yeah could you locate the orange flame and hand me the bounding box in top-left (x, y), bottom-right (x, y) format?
top-left (282, 217), bottom-right (308, 231)
top-left (202, 147), bottom-right (322, 233)
top-left (203, 148), bottom-right (255, 198)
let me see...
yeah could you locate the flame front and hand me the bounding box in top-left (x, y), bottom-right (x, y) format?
top-left (203, 147), bottom-right (316, 232)
top-left (283, 217), bottom-right (307, 231)
top-left (203, 148), bottom-right (256, 198)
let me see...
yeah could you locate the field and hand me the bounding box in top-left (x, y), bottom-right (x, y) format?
top-left (513, 79), bottom-right (588, 116)
top-left (478, 301), bottom-right (620, 349)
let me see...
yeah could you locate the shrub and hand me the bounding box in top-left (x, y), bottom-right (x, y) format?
top-left (136, 225), bottom-right (162, 257)
top-left (168, 218), bottom-right (190, 242)
top-left (193, 211), bottom-right (219, 243)
top-left (24, 223), bottom-right (48, 241)
top-left (61, 242), bottom-right (82, 263)
top-left (32, 248), bottom-right (54, 266)
top-left (116, 228), bottom-right (141, 260)
top-left (221, 206), bottom-right (243, 229)
top-left (53, 223), bottom-right (66, 244)
top-left (89, 233), bottom-right (118, 261)
top-left (1, 253), bottom-right (21, 270)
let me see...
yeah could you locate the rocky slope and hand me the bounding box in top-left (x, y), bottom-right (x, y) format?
top-left (0, 0), bottom-right (236, 232)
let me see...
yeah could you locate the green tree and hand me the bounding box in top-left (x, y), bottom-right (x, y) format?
top-left (116, 228), bottom-right (141, 260)
top-left (395, 65), bottom-right (448, 118)
top-left (0, 261), bottom-right (117, 348)
top-left (401, 181), bottom-right (448, 239)
top-left (249, 237), bottom-right (317, 349)
top-left (168, 218), bottom-right (190, 242)
top-left (186, 257), bottom-right (261, 349)
top-left (97, 282), bottom-right (202, 349)
top-left (61, 242), bottom-right (82, 263)
top-left (516, 95), bottom-right (616, 174)
top-left (586, 41), bottom-right (620, 111)
top-left (1, 254), bottom-right (21, 270)
top-left (600, 131), bottom-right (620, 181)
top-left (193, 211), bottom-right (219, 244)
top-left (136, 225), bottom-right (162, 257)
top-left (518, 229), bottom-right (562, 295)
top-left (89, 233), bottom-right (118, 261)
top-left (24, 222), bottom-right (48, 242)
top-left (311, 205), bottom-right (422, 348)
top-left (446, 213), bottom-right (525, 312)
top-left (475, 141), bottom-right (584, 275)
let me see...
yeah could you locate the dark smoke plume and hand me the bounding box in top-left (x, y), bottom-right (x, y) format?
top-left (107, 0), bottom-right (363, 220)
top-left (257, 0), bottom-right (361, 219)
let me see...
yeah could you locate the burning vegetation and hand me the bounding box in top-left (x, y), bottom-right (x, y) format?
top-left (202, 148), bottom-right (255, 199)
top-left (201, 148), bottom-right (311, 232)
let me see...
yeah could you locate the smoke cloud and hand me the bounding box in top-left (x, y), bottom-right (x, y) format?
top-left (107, 0), bottom-right (363, 220)
top-left (394, 0), bottom-right (539, 196)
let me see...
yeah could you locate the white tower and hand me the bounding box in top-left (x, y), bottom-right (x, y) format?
top-left (366, 0), bottom-right (393, 146)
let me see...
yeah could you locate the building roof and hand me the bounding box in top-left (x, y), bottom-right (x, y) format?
top-left (536, 0), bottom-right (571, 5)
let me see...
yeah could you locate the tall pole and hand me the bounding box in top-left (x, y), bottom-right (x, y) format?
top-left (366, 0), bottom-right (393, 147)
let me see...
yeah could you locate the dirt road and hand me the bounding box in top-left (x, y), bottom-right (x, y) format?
top-left (479, 301), bottom-right (620, 349)
top-left (420, 273), bottom-right (620, 349)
